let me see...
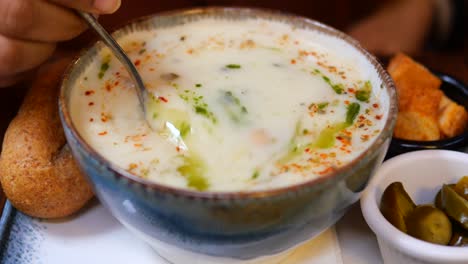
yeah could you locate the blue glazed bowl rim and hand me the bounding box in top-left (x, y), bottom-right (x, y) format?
top-left (59, 7), bottom-right (398, 200)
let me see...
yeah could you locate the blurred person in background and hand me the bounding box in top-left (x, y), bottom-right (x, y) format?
top-left (0, 0), bottom-right (464, 88)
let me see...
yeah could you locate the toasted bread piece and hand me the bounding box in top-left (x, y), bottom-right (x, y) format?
top-left (394, 111), bottom-right (440, 141)
top-left (0, 58), bottom-right (93, 219)
top-left (388, 53), bottom-right (442, 93)
top-left (438, 95), bottom-right (452, 112)
top-left (438, 100), bottom-right (468, 138)
top-left (388, 53), bottom-right (442, 116)
top-left (388, 53), bottom-right (444, 140)
top-left (404, 87), bottom-right (443, 121)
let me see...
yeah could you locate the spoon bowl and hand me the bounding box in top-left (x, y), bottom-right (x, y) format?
top-left (77, 12), bottom-right (148, 114)
top-left (77, 12), bottom-right (189, 148)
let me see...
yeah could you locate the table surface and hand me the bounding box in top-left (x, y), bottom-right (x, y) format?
top-left (0, 198), bottom-right (376, 264)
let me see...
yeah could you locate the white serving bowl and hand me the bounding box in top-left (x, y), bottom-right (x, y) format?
top-left (361, 150), bottom-right (468, 264)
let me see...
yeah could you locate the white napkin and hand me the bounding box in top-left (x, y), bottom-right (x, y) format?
top-left (283, 227), bottom-right (343, 264)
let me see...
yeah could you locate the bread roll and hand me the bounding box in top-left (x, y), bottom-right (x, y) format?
top-left (0, 58), bottom-right (93, 219)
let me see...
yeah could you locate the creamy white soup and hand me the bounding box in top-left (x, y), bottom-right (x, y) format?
top-left (70, 18), bottom-right (388, 191)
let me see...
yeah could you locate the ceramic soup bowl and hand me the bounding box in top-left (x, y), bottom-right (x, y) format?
top-left (59, 7), bottom-right (397, 263)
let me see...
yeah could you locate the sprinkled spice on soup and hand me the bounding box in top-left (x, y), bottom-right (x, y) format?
top-left (70, 19), bottom-right (388, 191)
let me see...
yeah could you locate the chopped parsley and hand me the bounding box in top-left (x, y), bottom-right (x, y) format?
top-left (314, 122), bottom-right (349, 149)
top-left (312, 69), bottom-right (345, 94)
top-left (252, 170), bottom-right (260, 179)
top-left (177, 154), bottom-right (209, 191)
top-left (178, 122), bottom-right (191, 138)
top-left (179, 90), bottom-right (217, 124)
top-left (147, 94), bottom-right (191, 143)
top-left (276, 120), bottom-right (304, 163)
top-left (279, 101), bottom-right (362, 161)
top-left (308, 101), bottom-right (330, 114)
top-left (346, 102), bottom-right (361, 124)
top-left (195, 106), bottom-right (208, 115)
top-left (317, 102), bottom-right (329, 111)
top-left (322, 75), bottom-right (344, 94)
top-left (98, 55), bottom-right (111, 79)
top-left (355, 81), bottom-right (372, 102)
top-left (195, 83), bottom-right (202, 88)
top-left (225, 64), bottom-right (241, 69)
top-left (221, 90), bottom-right (249, 123)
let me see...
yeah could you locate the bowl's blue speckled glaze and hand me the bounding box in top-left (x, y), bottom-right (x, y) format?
top-left (59, 7), bottom-right (397, 260)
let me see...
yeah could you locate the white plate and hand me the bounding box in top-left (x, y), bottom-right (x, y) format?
top-left (0, 200), bottom-right (344, 264)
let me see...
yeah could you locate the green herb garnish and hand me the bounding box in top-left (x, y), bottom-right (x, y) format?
top-left (179, 90), bottom-right (217, 124)
top-left (321, 75), bottom-right (344, 94)
top-left (178, 122), bottom-right (191, 138)
top-left (279, 102), bottom-right (362, 162)
top-left (138, 48), bottom-right (146, 55)
top-left (317, 102), bottom-right (329, 110)
top-left (312, 69), bottom-right (345, 94)
top-left (195, 83), bottom-right (202, 88)
top-left (221, 90), bottom-right (249, 123)
top-left (276, 120), bottom-right (304, 163)
top-left (225, 64), bottom-right (241, 69)
top-left (332, 84), bottom-right (345, 94)
top-left (252, 170), bottom-right (260, 179)
top-left (311, 103), bottom-right (359, 149)
top-left (177, 154), bottom-right (209, 191)
top-left (147, 94), bottom-right (192, 141)
top-left (98, 55), bottom-right (111, 79)
top-left (312, 69), bottom-right (321, 75)
top-left (355, 81), bottom-right (372, 102)
top-left (195, 106), bottom-right (208, 115)
top-left (346, 102), bottom-right (361, 124)
top-left (314, 122), bottom-right (348, 149)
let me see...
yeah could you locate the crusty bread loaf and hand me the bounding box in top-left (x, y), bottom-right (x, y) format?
top-left (0, 58), bottom-right (93, 219)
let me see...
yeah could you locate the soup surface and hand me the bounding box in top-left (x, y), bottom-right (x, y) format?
top-left (70, 18), bottom-right (388, 191)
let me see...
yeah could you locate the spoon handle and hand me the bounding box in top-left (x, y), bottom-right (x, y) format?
top-left (77, 12), bottom-right (147, 110)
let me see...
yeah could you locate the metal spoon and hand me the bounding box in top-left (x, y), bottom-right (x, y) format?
top-left (77, 12), bottom-right (148, 114)
top-left (77, 12), bottom-right (189, 149)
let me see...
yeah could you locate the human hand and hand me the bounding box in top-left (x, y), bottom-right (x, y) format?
top-left (0, 0), bottom-right (121, 87)
top-left (348, 0), bottom-right (434, 57)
